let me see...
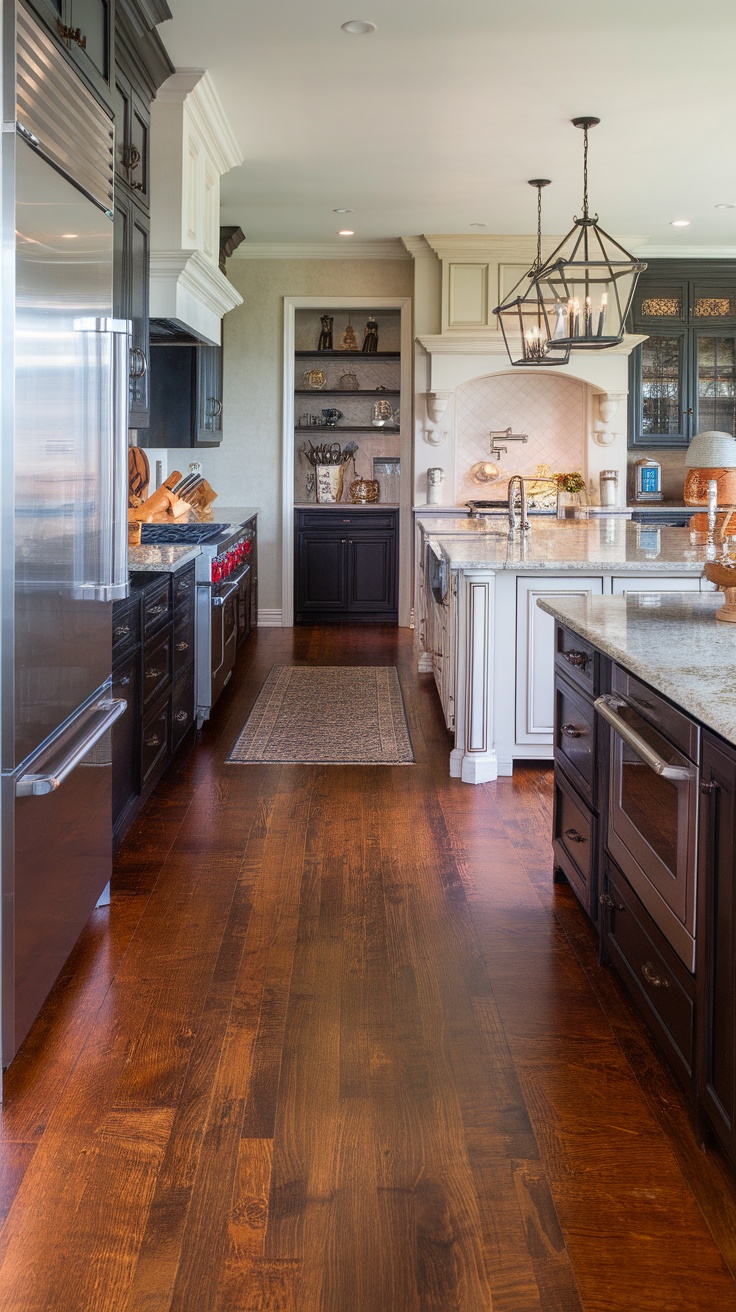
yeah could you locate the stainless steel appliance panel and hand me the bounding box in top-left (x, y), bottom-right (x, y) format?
top-left (4, 689), bottom-right (125, 1064)
top-left (597, 688), bottom-right (699, 970)
top-left (13, 137), bottom-right (118, 766)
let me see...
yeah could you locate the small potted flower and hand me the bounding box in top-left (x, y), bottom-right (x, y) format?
top-left (554, 471), bottom-right (587, 519)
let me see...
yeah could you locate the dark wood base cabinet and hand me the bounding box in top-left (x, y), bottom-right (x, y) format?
top-left (295, 508), bottom-right (398, 623)
top-left (112, 564), bottom-right (196, 848)
top-left (552, 617), bottom-right (736, 1177)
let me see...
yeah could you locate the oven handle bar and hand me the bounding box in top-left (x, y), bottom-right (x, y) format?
top-left (594, 695), bottom-right (696, 782)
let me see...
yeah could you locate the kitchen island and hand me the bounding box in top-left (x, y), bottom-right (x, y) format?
top-left (534, 587), bottom-right (736, 1174)
top-left (420, 517), bottom-right (711, 782)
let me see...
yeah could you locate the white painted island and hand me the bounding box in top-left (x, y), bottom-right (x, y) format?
top-left (417, 517), bottom-right (712, 783)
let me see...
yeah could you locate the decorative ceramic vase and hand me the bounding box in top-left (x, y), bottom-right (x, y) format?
top-left (320, 408), bottom-right (343, 427)
top-left (556, 490), bottom-right (585, 520)
top-left (684, 467), bottom-right (736, 506)
top-left (339, 372), bottom-right (359, 391)
top-left (371, 399), bottom-right (393, 427)
top-left (316, 464), bottom-right (345, 503)
top-left (303, 369), bottom-right (326, 390)
top-left (349, 478), bottom-right (379, 504)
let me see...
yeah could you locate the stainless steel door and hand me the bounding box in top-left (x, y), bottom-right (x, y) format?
top-left (13, 138), bottom-right (125, 766)
top-left (596, 693), bottom-right (699, 969)
top-left (4, 690), bottom-right (125, 1064)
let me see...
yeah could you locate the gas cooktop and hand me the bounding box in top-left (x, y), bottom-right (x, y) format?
top-left (140, 523), bottom-right (232, 545)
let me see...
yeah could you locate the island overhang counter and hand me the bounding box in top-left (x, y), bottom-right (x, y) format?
top-left (419, 518), bottom-right (712, 783)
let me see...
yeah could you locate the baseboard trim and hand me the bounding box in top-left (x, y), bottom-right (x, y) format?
top-left (258, 608), bottom-right (284, 627)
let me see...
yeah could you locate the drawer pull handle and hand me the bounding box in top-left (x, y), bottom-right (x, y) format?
top-left (563, 650), bottom-right (589, 668)
top-left (641, 961), bottom-right (670, 989)
top-left (632, 695), bottom-right (655, 709)
top-left (599, 892), bottom-right (624, 911)
top-left (147, 604), bottom-right (166, 617)
top-left (561, 723), bottom-right (584, 738)
top-left (144, 733), bottom-right (161, 749)
top-left (177, 582), bottom-right (191, 592)
top-left (701, 779), bottom-right (720, 795)
top-left (113, 625), bottom-right (130, 638)
top-left (119, 676), bottom-right (131, 687)
top-left (57, 19), bottom-right (86, 48)
top-left (564, 827), bottom-right (586, 844)
top-left (175, 710), bottom-right (189, 724)
top-left (176, 641), bottom-right (189, 652)
top-left (146, 667), bottom-right (163, 680)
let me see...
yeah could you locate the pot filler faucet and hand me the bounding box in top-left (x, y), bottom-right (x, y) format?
top-left (489, 427), bottom-right (528, 460)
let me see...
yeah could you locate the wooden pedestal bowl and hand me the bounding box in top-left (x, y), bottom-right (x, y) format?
top-left (704, 560), bottom-right (736, 622)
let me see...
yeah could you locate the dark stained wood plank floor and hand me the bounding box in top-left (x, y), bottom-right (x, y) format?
top-left (0, 625), bottom-right (734, 1309)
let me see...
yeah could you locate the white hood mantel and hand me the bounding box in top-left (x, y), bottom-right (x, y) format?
top-left (150, 70), bottom-right (244, 345)
top-left (416, 331), bottom-right (648, 396)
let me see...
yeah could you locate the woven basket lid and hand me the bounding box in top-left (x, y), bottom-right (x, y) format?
top-left (685, 430), bottom-right (736, 469)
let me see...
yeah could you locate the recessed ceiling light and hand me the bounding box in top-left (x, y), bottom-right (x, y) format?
top-left (61, 233), bottom-right (78, 238)
top-left (670, 219), bottom-right (691, 227)
top-left (341, 19), bottom-right (376, 34)
top-left (334, 208), bottom-right (353, 214)
top-left (716, 203), bottom-right (736, 210)
top-left (337, 229), bottom-right (355, 236)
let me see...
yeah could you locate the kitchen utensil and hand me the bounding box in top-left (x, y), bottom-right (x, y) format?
top-left (128, 446), bottom-right (150, 506)
top-left (321, 408), bottom-right (343, 427)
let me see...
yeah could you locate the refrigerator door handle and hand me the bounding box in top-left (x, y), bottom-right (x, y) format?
top-left (16, 698), bottom-right (126, 797)
top-left (73, 317), bottom-right (130, 602)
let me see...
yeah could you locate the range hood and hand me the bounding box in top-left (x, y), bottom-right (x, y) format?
top-left (149, 70), bottom-right (243, 345)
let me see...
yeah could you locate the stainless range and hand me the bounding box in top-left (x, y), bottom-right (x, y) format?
top-left (140, 522), bottom-right (254, 726)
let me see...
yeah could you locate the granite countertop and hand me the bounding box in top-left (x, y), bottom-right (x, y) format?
top-left (433, 519), bottom-right (706, 573)
top-left (536, 590), bottom-right (736, 746)
top-left (128, 544), bottom-right (201, 574)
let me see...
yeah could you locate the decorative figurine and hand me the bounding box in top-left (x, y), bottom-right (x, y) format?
top-left (317, 315), bottom-right (333, 351)
top-left (340, 319), bottom-right (359, 351)
top-left (362, 318), bottom-right (379, 352)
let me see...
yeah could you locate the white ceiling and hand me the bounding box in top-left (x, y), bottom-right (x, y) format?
top-left (161, 0), bottom-right (736, 248)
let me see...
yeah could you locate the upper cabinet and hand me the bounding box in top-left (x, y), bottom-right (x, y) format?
top-left (629, 261), bottom-right (736, 447)
top-left (22, 0), bottom-right (114, 109)
top-left (148, 72), bottom-right (244, 346)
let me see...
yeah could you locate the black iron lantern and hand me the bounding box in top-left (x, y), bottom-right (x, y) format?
top-left (531, 118), bottom-right (647, 351)
top-left (493, 180), bottom-right (570, 368)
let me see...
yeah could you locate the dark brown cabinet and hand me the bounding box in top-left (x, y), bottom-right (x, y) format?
top-left (22, 0), bottom-right (114, 109)
top-left (112, 563), bottom-right (196, 848)
top-left (294, 509), bottom-right (398, 623)
top-left (114, 190), bottom-right (150, 428)
top-left (629, 261), bottom-right (736, 448)
top-left (146, 342), bottom-right (224, 448)
top-left (697, 730), bottom-right (736, 1161)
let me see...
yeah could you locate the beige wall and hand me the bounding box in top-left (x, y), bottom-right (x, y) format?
top-left (181, 257), bottom-right (413, 615)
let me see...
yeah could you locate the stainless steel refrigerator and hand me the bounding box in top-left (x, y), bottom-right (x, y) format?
top-left (0, 6), bottom-right (129, 1068)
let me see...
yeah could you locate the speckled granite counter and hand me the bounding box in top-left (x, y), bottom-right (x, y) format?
top-left (128, 544), bottom-right (200, 574)
top-left (434, 519), bottom-right (705, 573)
top-left (537, 591), bottom-right (736, 746)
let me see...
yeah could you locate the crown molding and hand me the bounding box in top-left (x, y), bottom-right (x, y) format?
top-left (416, 332), bottom-right (648, 357)
top-left (422, 233), bottom-right (647, 261)
top-left (231, 240), bottom-right (410, 261)
top-left (400, 235), bottom-right (439, 260)
top-left (630, 245), bottom-right (736, 259)
top-left (156, 69), bottom-right (243, 174)
top-left (150, 249), bottom-right (243, 343)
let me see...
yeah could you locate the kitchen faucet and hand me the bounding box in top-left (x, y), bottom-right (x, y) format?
top-left (507, 475), bottom-right (529, 532)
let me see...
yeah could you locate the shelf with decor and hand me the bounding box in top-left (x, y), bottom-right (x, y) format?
top-left (295, 350), bottom-right (400, 359)
top-left (295, 388), bottom-right (400, 397)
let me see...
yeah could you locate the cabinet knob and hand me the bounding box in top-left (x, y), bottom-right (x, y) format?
top-left (147, 603), bottom-right (165, 616)
top-left (176, 641), bottom-right (189, 652)
top-left (561, 723), bottom-right (584, 738)
top-left (641, 961), bottom-right (670, 989)
top-left (701, 779), bottom-right (720, 795)
top-left (144, 733), bottom-right (161, 749)
top-left (175, 710), bottom-right (189, 724)
top-left (563, 650), bottom-right (588, 668)
top-left (113, 625), bottom-right (130, 638)
top-left (56, 19), bottom-right (86, 48)
top-left (146, 667), bottom-right (163, 680)
top-left (599, 892), bottom-right (624, 911)
top-left (564, 827), bottom-right (586, 844)
top-left (119, 675), bottom-right (131, 687)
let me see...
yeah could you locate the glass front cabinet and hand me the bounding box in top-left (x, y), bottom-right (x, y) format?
top-left (629, 264), bottom-right (736, 447)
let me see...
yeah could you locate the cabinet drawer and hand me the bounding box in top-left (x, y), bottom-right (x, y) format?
top-left (142, 628), bottom-right (171, 706)
top-left (172, 665), bottom-right (195, 749)
top-left (172, 601), bottom-right (195, 676)
top-left (553, 769), bottom-right (595, 915)
top-left (141, 696), bottom-right (170, 788)
top-left (602, 860), bottom-right (694, 1088)
top-left (112, 597), bottom-right (140, 658)
top-left (173, 564), bottom-right (196, 608)
top-left (555, 625), bottom-right (596, 695)
top-left (143, 577), bottom-right (171, 633)
top-left (297, 510), bottom-right (397, 531)
top-left (554, 675), bottom-right (596, 806)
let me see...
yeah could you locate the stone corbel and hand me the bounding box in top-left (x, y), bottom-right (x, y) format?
top-left (592, 391), bottom-right (626, 447)
top-left (424, 391), bottom-right (452, 446)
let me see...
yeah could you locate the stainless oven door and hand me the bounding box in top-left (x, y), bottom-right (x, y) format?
top-left (211, 578), bottom-right (239, 708)
top-left (596, 693), bottom-right (699, 970)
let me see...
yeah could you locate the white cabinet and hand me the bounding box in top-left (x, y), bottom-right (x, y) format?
top-left (429, 578), bottom-right (456, 732)
top-left (515, 576), bottom-right (605, 744)
top-left (611, 575), bottom-right (703, 596)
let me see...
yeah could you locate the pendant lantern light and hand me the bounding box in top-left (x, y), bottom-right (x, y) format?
top-left (531, 117), bottom-right (647, 350)
top-left (493, 180), bottom-right (571, 368)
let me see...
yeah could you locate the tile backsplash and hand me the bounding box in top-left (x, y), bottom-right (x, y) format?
top-left (454, 373), bottom-right (586, 502)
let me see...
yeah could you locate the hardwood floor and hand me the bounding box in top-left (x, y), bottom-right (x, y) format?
top-left (0, 624), bottom-right (734, 1309)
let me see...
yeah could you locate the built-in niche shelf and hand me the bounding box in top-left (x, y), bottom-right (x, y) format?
top-left (295, 350), bottom-right (400, 359)
top-left (296, 425), bottom-right (401, 434)
top-left (295, 389), bottom-right (400, 397)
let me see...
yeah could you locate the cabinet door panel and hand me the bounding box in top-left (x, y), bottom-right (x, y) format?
top-left (631, 331), bottom-right (689, 446)
top-left (112, 76), bottom-right (131, 188)
top-left (128, 205), bottom-right (150, 428)
top-left (71, 0), bottom-right (109, 80)
top-left (611, 575), bottom-right (702, 596)
top-left (298, 535), bottom-right (347, 613)
top-left (693, 331), bottom-right (736, 438)
top-left (347, 534), bottom-right (396, 612)
top-left (113, 190), bottom-right (130, 320)
top-left (128, 91), bottom-right (150, 209)
top-left (515, 577), bottom-right (604, 744)
top-left (633, 281), bottom-right (687, 326)
top-left (196, 344), bottom-right (223, 445)
top-left (112, 650), bottom-right (140, 836)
